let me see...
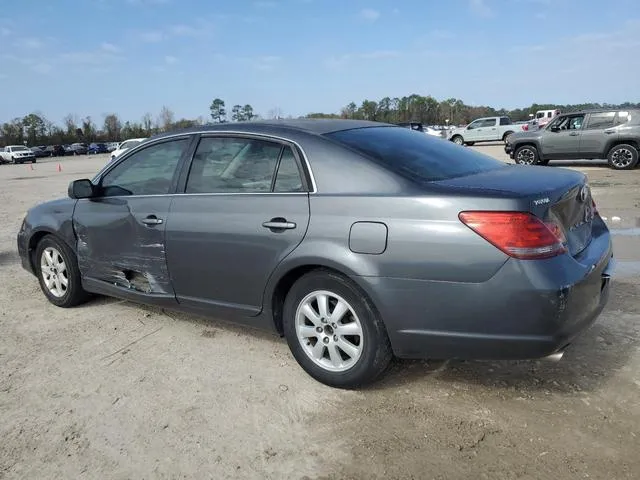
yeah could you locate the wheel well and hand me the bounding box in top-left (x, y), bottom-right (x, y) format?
top-left (27, 231), bottom-right (51, 271)
top-left (514, 142), bottom-right (538, 151)
top-left (502, 131), bottom-right (514, 140)
top-left (270, 264), bottom-right (348, 335)
top-left (607, 140), bottom-right (639, 155)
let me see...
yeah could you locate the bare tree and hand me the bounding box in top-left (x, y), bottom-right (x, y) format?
top-left (158, 106), bottom-right (174, 132)
top-left (267, 107), bottom-right (283, 119)
top-left (103, 113), bottom-right (122, 141)
top-left (142, 112), bottom-right (154, 134)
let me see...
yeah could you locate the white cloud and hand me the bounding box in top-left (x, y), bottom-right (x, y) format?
top-left (253, 0), bottom-right (277, 7)
top-left (127, 0), bottom-right (170, 4)
top-left (164, 55), bottom-right (178, 64)
top-left (100, 42), bottom-right (120, 53)
top-left (324, 50), bottom-right (400, 69)
top-left (430, 29), bottom-right (455, 39)
top-left (138, 31), bottom-right (164, 42)
top-left (469, 0), bottom-right (493, 18)
top-left (359, 8), bottom-right (380, 22)
top-left (14, 37), bottom-right (45, 49)
top-left (31, 63), bottom-right (52, 74)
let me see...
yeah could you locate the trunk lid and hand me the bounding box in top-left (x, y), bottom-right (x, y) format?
top-left (433, 165), bottom-right (594, 257)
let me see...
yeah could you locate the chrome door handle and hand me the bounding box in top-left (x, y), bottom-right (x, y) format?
top-left (142, 215), bottom-right (163, 225)
top-left (262, 219), bottom-right (296, 230)
top-left (604, 130), bottom-right (615, 134)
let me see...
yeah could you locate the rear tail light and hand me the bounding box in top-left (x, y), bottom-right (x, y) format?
top-left (459, 211), bottom-right (567, 260)
top-left (522, 124), bottom-right (528, 131)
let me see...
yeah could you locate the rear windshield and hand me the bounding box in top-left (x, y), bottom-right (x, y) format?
top-left (326, 126), bottom-right (506, 182)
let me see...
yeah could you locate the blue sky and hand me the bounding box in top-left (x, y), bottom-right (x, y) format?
top-left (1, 0), bottom-right (638, 125)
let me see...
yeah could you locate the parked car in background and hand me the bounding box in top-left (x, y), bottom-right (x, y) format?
top-left (110, 138), bottom-right (147, 160)
top-left (448, 116), bottom-right (526, 146)
top-left (88, 143), bottom-right (109, 154)
top-left (106, 142), bottom-right (119, 152)
top-left (505, 109), bottom-right (640, 170)
top-left (17, 119), bottom-right (613, 388)
top-left (534, 109), bottom-right (561, 129)
top-left (63, 145), bottom-right (74, 155)
top-left (30, 146), bottom-right (50, 158)
top-left (69, 143), bottom-right (88, 155)
top-left (48, 145), bottom-right (67, 157)
top-left (396, 122), bottom-right (444, 138)
top-left (0, 145), bottom-right (36, 164)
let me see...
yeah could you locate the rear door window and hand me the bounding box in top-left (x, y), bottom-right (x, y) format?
top-left (614, 111), bottom-right (630, 126)
top-left (584, 112), bottom-right (616, 130)
top-left (185, 136), bottom-right (286, 193)
top-left (326, 126), bottom-right (506, 183)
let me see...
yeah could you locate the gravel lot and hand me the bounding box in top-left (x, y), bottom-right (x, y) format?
top-left (1, 147), bottom-right (639, 479)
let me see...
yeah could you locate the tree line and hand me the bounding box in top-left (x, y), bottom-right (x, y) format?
top-left (307, 95), bottom-right (640, 126)
top-left (3, 95), bottom-right (639, 146)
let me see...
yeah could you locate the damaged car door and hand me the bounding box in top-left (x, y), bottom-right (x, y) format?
top-left (73, 136), bottom-right (192, 303)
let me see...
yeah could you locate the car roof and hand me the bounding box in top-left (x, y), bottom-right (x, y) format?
top-left (150, 119), bottom-right (390, 141)
top-left (560, 108), bottom-right (640, 116)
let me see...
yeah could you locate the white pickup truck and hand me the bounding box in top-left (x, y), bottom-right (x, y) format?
top-left (0, 145), bottom-right (37, 164)
top-left (448, 116), bottom-right (526, 146)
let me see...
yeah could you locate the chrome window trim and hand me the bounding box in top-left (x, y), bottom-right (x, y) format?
top-left (92, 130), bottom-right (318, 194)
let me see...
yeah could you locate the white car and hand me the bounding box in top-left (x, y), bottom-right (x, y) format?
top-left (424, 126), bottom-right (443, 137)
top-left (0, 145), bottom-right (36, 164)
top-left (110, 138), bottom-right (147, 161)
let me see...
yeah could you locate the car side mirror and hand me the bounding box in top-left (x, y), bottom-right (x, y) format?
top-left (68, 179), bottom-right (95, 199)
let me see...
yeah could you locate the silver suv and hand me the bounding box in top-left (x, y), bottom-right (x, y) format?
top-left (505, 109), bottom-right (640, 170)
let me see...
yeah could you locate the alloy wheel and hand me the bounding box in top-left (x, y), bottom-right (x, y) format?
top-left (40, 247), bottom-right (69, 298)
top-left (611, 148), bottom-right (633, 168)
top-left (295, 290), bottom-right (363, 372)
top-left (516, 148), bottom-right (535, 165)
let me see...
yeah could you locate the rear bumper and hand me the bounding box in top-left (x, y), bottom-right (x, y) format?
top-left (358, 220), bottom-right (613, 360)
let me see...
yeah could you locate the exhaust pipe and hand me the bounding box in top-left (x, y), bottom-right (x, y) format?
top-left (543, 350), bottom-right (564, 362)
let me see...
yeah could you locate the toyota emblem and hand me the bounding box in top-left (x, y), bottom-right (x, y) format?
top-left (579, 185), bottom-right (590, 203)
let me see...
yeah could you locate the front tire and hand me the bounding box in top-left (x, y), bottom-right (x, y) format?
top-left (35, 235), bottom-right (90, 308)
top-left (514, 145), bottom-right (539, 165)
top-left (282, 270), bottom-right (393, 388)
top-left (607, 144), bottom-right (639, 170)
top-left (451, 135), bottom-right (464, 146)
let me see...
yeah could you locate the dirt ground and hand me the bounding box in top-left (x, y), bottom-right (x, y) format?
top-left (1, 146), bottom-right (638, 480)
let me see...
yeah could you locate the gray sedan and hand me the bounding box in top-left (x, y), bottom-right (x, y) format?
top-left (17, 120), bottom-right (614, 388)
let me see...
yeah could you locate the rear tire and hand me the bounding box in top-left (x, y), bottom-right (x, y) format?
top-left (503, 131), bottom-right (514, 143)
top-left (35, 235), bottom-right (90, 308)
top-left (514, 145), bottom-right (539, 165)
top-left (282, 269), bottom-right (393, 388)
top-left (607, 144), bottom-right (639, 170)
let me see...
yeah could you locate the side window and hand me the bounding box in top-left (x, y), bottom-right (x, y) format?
top-left (273, 147), bottom-right (305, 192)
top-left (568, 115), bottom-right (585, 130)
top-left (614, 111), bottom-right (630, 126)
top-left (585, 112), bottom-right (616, 130)
top-left (467, 120), bottom-right (482, 129)
top-left (185, 137), bottom-right (282, 194)
top-left (100, 138), bottom-right (189, 196)
top-left (482, 119), bottom-right (497, 127)
top-left (499, 117), bottom-right (509, 126)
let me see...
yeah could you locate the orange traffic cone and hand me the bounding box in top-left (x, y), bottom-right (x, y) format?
top-left (57, 163), bottom-right (62, 172)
